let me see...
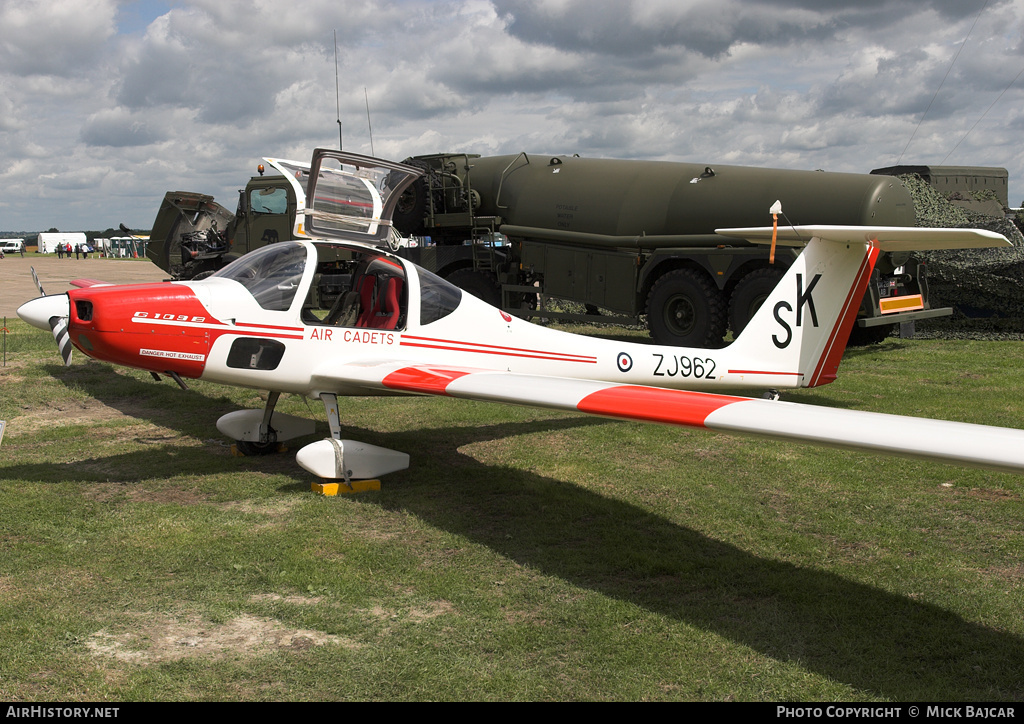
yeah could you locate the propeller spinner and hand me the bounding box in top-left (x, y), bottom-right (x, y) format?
top-left (18, 277), bottom-right (73, 367)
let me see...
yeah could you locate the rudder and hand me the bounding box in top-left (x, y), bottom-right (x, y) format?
top-left (725, 236), bottom-right (878, 389)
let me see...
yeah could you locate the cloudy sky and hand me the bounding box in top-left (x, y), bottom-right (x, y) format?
top-left (2, 0), bottom-right (1022, 232)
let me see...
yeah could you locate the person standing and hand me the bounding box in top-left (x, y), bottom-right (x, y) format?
top-left (57, 242), bottom-right (63, 259)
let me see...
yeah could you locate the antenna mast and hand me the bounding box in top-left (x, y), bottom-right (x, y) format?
top-left (364, 87), bottom-right (374, 157)
top-left (334, 30), bottom-right (343, 150)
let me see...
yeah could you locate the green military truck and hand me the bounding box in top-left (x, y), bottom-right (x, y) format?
top-left (146, 152), bottom-right (950, 347)
top-left (146, 164), bottom-right (298, 281)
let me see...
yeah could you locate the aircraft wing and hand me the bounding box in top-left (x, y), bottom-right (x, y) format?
top-left (715, 225), bottom-right (1011, 252)
top-left (328, 362), bottom-right (1024, 474)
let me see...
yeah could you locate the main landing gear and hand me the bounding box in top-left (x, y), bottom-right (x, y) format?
top-left (293, 394), bottom-right (410, 481)
top-left (216, 391), bottom-right (316, 457)
top-left (216, 391), bottom-right (410, 481)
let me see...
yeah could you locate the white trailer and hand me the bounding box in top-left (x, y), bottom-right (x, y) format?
top-left (37, 232), bottom-right (86, 254)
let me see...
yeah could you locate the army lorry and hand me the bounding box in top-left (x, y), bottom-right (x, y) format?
top-left (145, 164), bottom-right (297, 281)
top-left (146, 152), bottom-right (949, 347)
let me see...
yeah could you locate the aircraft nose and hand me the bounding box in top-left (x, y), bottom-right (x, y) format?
top-left (17, 294), bottom-right (70, 331)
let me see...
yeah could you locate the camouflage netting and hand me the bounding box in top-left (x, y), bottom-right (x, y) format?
top-left (900, 174), bottom-right (1024, 340)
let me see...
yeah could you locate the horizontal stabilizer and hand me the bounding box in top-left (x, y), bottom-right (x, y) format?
top-left (715, 225), bottom-right (1010, 252)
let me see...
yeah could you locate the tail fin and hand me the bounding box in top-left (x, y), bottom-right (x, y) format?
top-left (718, 225), bottom-right (1009, 389)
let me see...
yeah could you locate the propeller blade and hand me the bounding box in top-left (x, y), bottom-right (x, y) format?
top-left (48, 315), bottom-right (73, 367)
top-left (30, 266), bottom-right (46, 296)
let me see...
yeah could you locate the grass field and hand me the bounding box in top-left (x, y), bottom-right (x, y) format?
top-left (0, 320), bottom-right (1022, 701)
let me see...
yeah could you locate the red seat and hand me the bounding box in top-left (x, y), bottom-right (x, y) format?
top-left (370, 277), bottom-right (404, 329)
top-left (355, 275), bottom-right (377, 327)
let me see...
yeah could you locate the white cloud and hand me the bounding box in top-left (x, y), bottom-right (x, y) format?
top-left (0, 0), bottom-right (117, 77)
top-left (80, 108), bottom-right (168, 147)
top-left (1, 0), bottom-right (1022, 231)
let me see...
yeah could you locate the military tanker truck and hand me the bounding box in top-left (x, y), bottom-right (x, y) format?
top-left (145, 151), bottom-right (950, 347)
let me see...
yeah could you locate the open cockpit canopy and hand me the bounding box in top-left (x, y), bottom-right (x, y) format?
top-left (300, 150), bottom-right (424, 245)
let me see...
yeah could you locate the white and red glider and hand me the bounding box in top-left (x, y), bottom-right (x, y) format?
top-left (18, 150), bottom-right (1024, 480)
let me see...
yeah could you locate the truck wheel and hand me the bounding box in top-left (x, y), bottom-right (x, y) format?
top-left (393, 161), bottom-right (430, 236)
top-left (646, 269), bottom-right (727, 348)
top-left (393, 179), bottom-right (426, 236)
top-left (445, 268), bottom-right (502, 307)
top-left (729, 267), bottom-right (785, 336)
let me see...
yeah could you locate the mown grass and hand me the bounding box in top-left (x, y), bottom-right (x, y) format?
top-left (0, 319), bottom-right (1022, 701)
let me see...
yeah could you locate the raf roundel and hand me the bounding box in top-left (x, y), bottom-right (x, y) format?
top-left (617, 352), bottom-right (633, 372)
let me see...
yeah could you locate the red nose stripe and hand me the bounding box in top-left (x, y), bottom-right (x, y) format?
top-left (577, 385), bottom-right (747, 427)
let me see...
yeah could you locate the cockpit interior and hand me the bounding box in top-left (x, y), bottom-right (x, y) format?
top-left (212, 240), bottom-right (463, 331)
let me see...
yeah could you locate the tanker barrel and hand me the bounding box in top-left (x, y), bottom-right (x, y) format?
top-left (464, 155), bottom-right (916, 236)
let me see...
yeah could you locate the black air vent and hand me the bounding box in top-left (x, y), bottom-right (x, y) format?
top-left (75, 300), bottom-right (93, 321)
top-left (226, 338), bottom-right (286, 370)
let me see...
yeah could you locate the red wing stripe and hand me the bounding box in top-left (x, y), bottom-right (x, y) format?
top-left (382, 367), bottom-right (474, 394)
top-left (577, 386), bottom-right (748, 427)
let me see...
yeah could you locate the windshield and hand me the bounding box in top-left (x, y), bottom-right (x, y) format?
top-left (213, 242), bottom-right (308, 311)
top-left (250, 186), bottom-right (289, 214)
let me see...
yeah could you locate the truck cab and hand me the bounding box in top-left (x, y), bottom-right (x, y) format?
top-left (231, 171), bottom-right (300, 257)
